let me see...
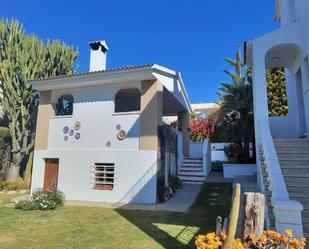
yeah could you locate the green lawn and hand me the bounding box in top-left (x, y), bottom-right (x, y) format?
top-left (0, 182), bottom-right (232, 249)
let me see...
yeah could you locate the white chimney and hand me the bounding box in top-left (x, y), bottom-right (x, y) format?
top-left (89, 40), bottom-right (109, 72)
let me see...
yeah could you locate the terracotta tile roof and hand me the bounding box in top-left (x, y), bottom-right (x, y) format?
top-left (33, 64), bottom-right (154, 82)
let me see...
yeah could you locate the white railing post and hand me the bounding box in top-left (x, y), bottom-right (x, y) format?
top-left (202, 140), bottom-right (211, 177)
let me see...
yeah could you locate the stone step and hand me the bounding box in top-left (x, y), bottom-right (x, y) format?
top-left (179, 168), bottom-right (203, 173)
top-left (182, 162), bottom-right (203, 166)
top-left (277, 154), bottom-right (309, 160)
top-left (184, 157), bottom-right (202, 160)
top-left (279, 160), bottom-right (309, 166)
top-left (274, 139), bottom-right (309, 144)
top-left (182, 164), bottom-right (203, 168)
top-left (285, 177), bottom-right (309, 187)
top-left (284, 174), bottom-right (309, 179)
top-left (178, 172), bottom-right (205, 177)
top-left (183, 158), bottom-right (202, 162)
top-left (182, 180), bottom-right (205, 185)
top-left (275, 144), bottom-right (309, 148)
top-left (178, 175), bottom-right (206, 182)
top-left (282, 167), bottom-right (309, 175)
top-left (289, 196), bottom-right (309, 206)
top-left (288, 186), bottom-right (309, 196)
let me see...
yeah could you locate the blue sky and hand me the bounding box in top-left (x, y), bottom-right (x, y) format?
top-left (0, 0), bottom-right (278, 103)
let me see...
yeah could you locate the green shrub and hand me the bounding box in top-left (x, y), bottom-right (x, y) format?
top-left (211, 162), bottom-right (223, 172)
top-left (15, 189), bottom-right (65, 211)
top-left (15, 197), bottom-right (39, 210)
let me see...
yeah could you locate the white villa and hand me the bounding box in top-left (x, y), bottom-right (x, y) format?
top-left (246, 0), bottom-right (309, 238)
top-left (30, 41), bottom-right (194, 204)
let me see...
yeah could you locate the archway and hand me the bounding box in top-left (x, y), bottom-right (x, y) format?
top-left (265, 43), bottom-right (307, 138)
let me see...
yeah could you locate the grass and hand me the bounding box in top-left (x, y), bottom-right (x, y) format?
top-left (0, 182), bottom-right (232, 249)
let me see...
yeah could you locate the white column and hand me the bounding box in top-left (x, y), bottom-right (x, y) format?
top-left (252, 46), bottom-right (269, 188)
top-left (300, 62), bottom-right (309, 136)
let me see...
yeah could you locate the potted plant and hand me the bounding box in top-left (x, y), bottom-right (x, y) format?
top-left (224, 143), bottom-right (245, 163)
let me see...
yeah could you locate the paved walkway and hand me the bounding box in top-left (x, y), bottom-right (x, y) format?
top-left (66, 184), bottom-right (202, 213)
top-left (205, 172), bottom-right (233, 183)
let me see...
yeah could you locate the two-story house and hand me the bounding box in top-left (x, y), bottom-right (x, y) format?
top-left (30, 41), bottom-right (192, 204)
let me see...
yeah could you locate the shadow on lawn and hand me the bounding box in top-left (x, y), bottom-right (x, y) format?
top-left (116, 182), bottom-right (232, 249)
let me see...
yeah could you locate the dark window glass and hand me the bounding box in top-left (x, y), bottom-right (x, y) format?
top-left (115, 88), bottom-right (141, 113)
top-left (56, 95), bottom-right (74, 116)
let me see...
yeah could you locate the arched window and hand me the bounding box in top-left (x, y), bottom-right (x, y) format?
top-left (115, 88), bottom-right (141, 113)
top-left (56, 94), bottom-right (74, 116)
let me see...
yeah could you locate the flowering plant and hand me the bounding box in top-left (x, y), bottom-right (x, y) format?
top-left (15, 189), bottom-right (65, 211)
top-left (195, 230), bottom-right (306, 249)
top-left (190, 117), bottom-right (215, 142)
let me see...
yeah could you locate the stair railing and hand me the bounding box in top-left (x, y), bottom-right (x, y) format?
top-left (258, 117), bottom-right (303, 238)
top-left (259, 118), bottom-right (289, 200)
top-left (202, 139), bottom-right (211, 176)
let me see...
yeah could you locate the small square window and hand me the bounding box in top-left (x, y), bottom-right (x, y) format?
top-left (94, 163), bottom-right (115, 190)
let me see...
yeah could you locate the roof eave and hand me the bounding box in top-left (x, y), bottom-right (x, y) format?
top-left (30, 66), bottom-right (156, 91)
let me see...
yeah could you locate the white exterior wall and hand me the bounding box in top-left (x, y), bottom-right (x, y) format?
top-left (49, 82), bottom-right (141, 150)
top-left (31, 81), bottom-right (159, 204)
top-left (31, 149), bottom-right (157, 204)
top-left (189, 142), bottom-right (203, 158)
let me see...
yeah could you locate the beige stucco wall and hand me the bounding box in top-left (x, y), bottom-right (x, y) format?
top-left (139, 80), bottom-right (163, 150)
top-left (34, 91), bottom-right (55, 150)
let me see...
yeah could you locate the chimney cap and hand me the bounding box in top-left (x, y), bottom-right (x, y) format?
top-left (89, 40), bottom-right (109, 52)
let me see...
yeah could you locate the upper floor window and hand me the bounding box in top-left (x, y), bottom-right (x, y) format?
top-left (114, 88), bottom-right (141, 113)
top-left (56, 94), bottom-right (74, 116)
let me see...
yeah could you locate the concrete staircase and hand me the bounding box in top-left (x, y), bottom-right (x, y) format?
top-left (178, 157), bottom-right (206, 184)
top-left (274, 139), bottom-right (309, 238)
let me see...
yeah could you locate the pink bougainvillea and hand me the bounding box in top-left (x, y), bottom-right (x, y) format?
top-left (190, 116), bottom-right (215, 142)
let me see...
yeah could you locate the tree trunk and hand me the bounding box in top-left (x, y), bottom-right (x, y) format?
top-left (241, 193), bottom-right (265, 241)
top-left (0, 143), bottom-right (11, 179)
top-left (7, 152), bottom-right (21, 180)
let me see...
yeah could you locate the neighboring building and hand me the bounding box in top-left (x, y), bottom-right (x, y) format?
top-left (246, 0), bottom-right (309, 238)
top-left (162, 102), bottom-right (220, 125)
top-left (191, 102), bottom-right (220, 118)
top-left (30, 41), bottom-right (192, 204)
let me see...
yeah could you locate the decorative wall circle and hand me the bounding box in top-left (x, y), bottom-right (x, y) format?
top-left (106, 141), bottom-right (111, 147)
top-left (63, 126), bottom-right (69, 134)
top-left (69, 129), bottom-right (74, 136)
top-left (64, 135), bottom-right (68, 141)
top-left (117, 130), bottom-right (126, 141)
top-left (75, 133), bottom-right (80, 140)
top-left (74, 121), bottom-right (81, 130)
top-left (116, 124), bottom-right (121, 130)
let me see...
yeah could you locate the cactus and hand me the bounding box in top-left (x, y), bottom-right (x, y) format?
top-left (0, 18), bottom-right (78, 180)
top-left (222, 183), bottom-right (241, 249)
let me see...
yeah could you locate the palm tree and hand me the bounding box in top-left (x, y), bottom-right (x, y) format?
top-left (218, 49), bottom-right (253, 161)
